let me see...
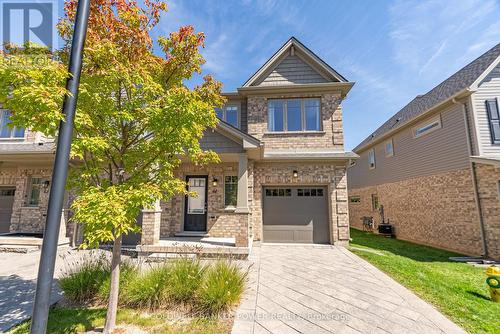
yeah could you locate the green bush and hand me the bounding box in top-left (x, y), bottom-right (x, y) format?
top-left (59, 254), bottom-right (110, 304)
top-left (196, 261), bottom-right (246, 314)
top-left (167, 258), bottom-right (205, 303)
top-left (123, 264), bottom-right (170, 309)
top-left (97, 261), bottom-right (138, 303)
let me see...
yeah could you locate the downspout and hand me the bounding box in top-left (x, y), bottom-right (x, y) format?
top-left (453, 98), bottom-right (489, 258)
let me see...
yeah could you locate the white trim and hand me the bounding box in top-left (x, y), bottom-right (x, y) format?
top-left (470, 55), bottom-right (500, 90)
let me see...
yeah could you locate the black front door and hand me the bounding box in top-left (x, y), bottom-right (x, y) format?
top-left (184, 176), bottom-right (208, 232)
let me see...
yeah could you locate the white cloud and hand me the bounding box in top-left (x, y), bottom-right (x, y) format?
top-left (389, 0), bottom-right (497, 78)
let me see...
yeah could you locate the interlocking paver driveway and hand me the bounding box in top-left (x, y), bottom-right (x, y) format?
top-left (232, 244), bottom-right (465, 334)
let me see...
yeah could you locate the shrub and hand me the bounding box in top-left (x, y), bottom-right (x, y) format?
top-left (59, 254), bottom-right (110, 304)
top-left (167, 258), bottom-right (205, 303)
top-left (97, 261), bottom-right (138, 303)
top-left (123, 264), bottom-right (170, 309)
top-left (197, 261), bottom-right (246, 314)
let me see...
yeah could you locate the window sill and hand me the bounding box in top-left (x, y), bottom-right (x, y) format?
top-left (223, 206), bottom-right (236, 212)
top-left (21, 206), bottom-right (39, 209)
top-left (0, 138), bottom-right (26, 142)
top-left (264, 131), bottom-right (325, 135)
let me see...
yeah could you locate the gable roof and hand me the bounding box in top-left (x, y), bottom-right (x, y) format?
top-left (242, 37), bottom-right (348, 87)
top-left (354, 42), bottom-right (500, 153)
top-left (216, 120), bottom-right (261, 148)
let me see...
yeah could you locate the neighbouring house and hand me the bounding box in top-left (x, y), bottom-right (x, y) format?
top-left (348, 43), bottom-right (500, 259)
top-left (0, 37), bottom-right (356, 251)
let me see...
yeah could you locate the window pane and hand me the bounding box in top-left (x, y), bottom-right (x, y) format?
top-left (14, 127), bottom-right (25, 138)
top-left (305, 99), bottom-right (320, 131)
top-left (224, 176), bottom-right (237, 207)
top-left (0, 111), bottom-right (12, 138)
top-left (286, 100), bottom-right (301, 131)
top-left (487, 100), bottom-right (499, 120)
top-left (268, 101), bottom-right (284, 131)
top-left (492, 121), bottom-right (500, 141)
top-left (29, 178), bottom-right (42, 206)
top-left (226, 106), bottom-right (238, 127)
top-left (215, 108), bottom-right (223, 120)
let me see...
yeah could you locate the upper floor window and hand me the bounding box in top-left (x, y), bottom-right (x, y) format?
top-left (368, 149), bottom-right (376, 169)
top-left (385, 139), bottom-right (394, 157)
top-left (485, 99), bottom-right (500, 144)
top-left (268, 98), bottom-right (321, 132)
top-left (216, 105), bottom-right (239, 128)
top-left (413, 115), bottom-right (441, 138)
top-left (0, 110), bottom-right (25, 139)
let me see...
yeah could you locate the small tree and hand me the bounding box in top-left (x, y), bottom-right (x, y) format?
top-left (0, 0), bottom-right (223, 332)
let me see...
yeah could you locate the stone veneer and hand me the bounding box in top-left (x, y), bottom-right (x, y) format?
top-left (0, 166), bottom-right (73, 238)
top-left (246, 93), bottom-right (344, 150)
top-left (474, 163), bottom-right (500, 259)
top-left (160, 163), bottom-right (251, 247)
top-left (349, 168), bottom-right (484, 256)
top-left (252, 162), bottom-right (349, 245)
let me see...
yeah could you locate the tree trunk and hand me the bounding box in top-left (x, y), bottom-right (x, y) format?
top-left (103, 234), bottom-right (122, 334)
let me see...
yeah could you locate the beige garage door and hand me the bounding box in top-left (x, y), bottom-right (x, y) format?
top-left (263, 186), bottom-right (329, 244)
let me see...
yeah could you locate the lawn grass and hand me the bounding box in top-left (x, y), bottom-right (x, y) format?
top-left (9, 307), bottom-right (230, 334)
top-left (349, 228), bottom-right (500, 334)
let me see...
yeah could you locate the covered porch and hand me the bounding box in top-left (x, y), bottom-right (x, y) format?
top-left (137, 121), bottom-right (261, 256)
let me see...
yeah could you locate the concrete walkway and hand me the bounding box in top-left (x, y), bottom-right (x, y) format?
top-left (0, 248), bottom-right (77, 332)
top-left (232, 244), bottom-right (466, 334)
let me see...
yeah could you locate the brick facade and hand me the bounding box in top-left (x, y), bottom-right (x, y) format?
top-left (252, 162), bottom-right (349, 244)
top-left (0, 165), bottom-right (72, 238)
top-left (246, 93), bottom-right (344, 150)
top-left (474, 163), bottom-right (500, 259)
top-left (159, 163), bottom-right (251, 247)
top-left (349, 168), bottom-right (484, 256)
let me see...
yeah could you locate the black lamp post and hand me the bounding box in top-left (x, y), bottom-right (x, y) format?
top-left (30, 0), bottom-right (90, 332)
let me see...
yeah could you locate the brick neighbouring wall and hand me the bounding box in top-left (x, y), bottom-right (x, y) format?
top-left (159, 163), bottom-right (250, 247)
top-left (348, 168), bottom-right (484, 256)
top-left (252, 162), bottom-right (349, 245)
top-left (474, 163), bottom-right (500, 259)
top-left (0, 166), bottom-right (73, 238)
top-left (246, 93), bottom-right (344, 150)
top-left (141, 208), bottom-right (161, 245)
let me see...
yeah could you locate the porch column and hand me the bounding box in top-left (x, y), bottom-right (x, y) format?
top-left (235, 153), bottom-right (249, 213)
top-left (140, 200), bottom-right (161, 245)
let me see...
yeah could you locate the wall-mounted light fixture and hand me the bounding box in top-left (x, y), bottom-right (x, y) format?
top-left (292, 170), bottom-right (298, 178)
top-left (212, 178), bottom-right (218, 187)
top-left (42, 180), bottom-right (50, 193)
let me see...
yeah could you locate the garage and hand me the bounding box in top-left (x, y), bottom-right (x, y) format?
top-left (0, 187), bottom-right (16, 234)
top-left (263, 186), bottom-right (330, 244)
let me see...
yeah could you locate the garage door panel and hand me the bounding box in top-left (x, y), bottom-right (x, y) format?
top-left (263, 186), bottom-right (329, 244)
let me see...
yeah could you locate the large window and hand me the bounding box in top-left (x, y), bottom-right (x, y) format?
top-left (486, 99), bottom-right (500, 144)
top-left (216, 105), bottom-right (239, 128)
top-left (0, 110), bottom-right (25, 139)
top-left (224, 175), bottom-right (238, 207)
top-left (268, 98), bottom-right (321, 132)
top-left (27, 177), bottom-right (42, 206)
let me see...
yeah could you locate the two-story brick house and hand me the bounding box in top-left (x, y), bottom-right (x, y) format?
top-left (0, 37), bottom-right (356, 250)
top-left (348, 43), bottom-right (500, 259)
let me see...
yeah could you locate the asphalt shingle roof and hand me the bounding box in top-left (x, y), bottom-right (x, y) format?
top-left (354, 43), bottom-right (500, 152)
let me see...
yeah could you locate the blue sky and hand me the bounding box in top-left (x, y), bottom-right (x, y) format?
top-left (14, 0), bottom-right (500, 149)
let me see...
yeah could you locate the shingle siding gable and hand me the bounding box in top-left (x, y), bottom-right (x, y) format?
top-left (256, 54), bottom-right (329, 86)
